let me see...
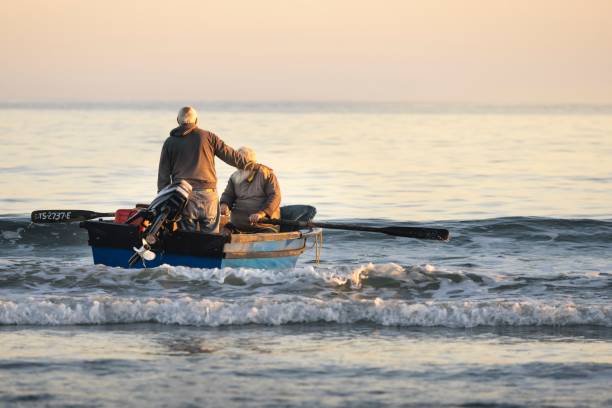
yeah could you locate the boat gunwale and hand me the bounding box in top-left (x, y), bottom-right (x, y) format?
top-left (223, 228), bottom-right (320, 260)
top-left (300, 228), bottom-right (322, 238)
top-left (229, 229), bottom-right (318, 243)
top-left (224, 245), bottom-right (306, 259)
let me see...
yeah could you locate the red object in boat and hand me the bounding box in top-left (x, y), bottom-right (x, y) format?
top-left (114, 209), bottom-right (140, 224)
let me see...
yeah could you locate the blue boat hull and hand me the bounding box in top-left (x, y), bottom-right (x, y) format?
top-left (91, 247), bottom-right (301, 270)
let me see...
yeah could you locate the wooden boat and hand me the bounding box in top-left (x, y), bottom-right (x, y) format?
top-left (79, 204), bottom-right (321, 270)
top-left (37, 183), bottom-right (448, 269)
top-left (80, 220), bottom-right (320, 269)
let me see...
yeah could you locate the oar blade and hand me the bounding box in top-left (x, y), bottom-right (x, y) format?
top-left (30, 210), bottom-right (115, 224)
top-left (381, 226), bottom-right (450, 241)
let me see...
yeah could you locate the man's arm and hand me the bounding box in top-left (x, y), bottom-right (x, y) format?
top-left (258, 172), bottom-right (282, 217)
top-left (157, 141), bottom-right (172, 192)
top-left (220, 177), bottom-right (236, 209)
top-left (210, 132), bottom-right (253, 169)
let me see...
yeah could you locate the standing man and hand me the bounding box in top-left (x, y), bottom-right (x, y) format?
top-left (157, 106), bottom-right (256, 232)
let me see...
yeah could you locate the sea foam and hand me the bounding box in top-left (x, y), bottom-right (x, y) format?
top-left (1, 295), bottom-right (609, 327)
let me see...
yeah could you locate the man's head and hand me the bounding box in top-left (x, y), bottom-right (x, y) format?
top-left (177, 106), bottom-right (198, 125)
top-left (238, 146), bottom-right (256, 162)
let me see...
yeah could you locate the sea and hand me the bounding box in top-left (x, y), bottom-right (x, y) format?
top-left (0, 102), bottom-right (611, 407)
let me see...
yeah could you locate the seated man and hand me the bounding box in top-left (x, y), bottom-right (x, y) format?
top-left (220, 147), bottom-right (281, 233)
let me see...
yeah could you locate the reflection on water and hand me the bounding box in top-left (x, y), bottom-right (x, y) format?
top-left (1, 106), bottom-right (611, 220)
top-left (0, 324), bottom-right (611, 407)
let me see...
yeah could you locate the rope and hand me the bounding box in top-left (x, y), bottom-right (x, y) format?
top-left (313, 229), bottom-right (323, 264)
top-left (305, 229), bottom-right (323, 264)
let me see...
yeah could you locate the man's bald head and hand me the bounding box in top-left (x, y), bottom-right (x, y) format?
top-left (177, 106), bottom-right (198, 125)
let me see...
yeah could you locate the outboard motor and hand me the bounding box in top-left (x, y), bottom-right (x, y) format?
top-left (128, 180), bottom-right (193, 266)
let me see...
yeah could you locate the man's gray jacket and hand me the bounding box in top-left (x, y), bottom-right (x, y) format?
top-left (220, 169), bottom-right (281, 232)
top-left (157, 124), bottom-right (251, 191)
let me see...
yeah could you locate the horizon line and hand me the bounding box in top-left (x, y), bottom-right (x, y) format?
top-left (2, 100), bottom-right (612, 107)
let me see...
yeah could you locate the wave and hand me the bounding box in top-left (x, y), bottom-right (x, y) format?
top-left (1, 235), bottom-right (610, 301)
top-left (0, 295), bottom-right (609, 327)
top-left (5, 262), bottom-right (607, 300)
top-left (166, 263), bottom-right (464, 289)
top-left (0, 217), bottom-right (86, 248)
top-left (454, 216), bottom-right (612, 243)
top-left (0, 262), bottom-right (491, 295)
top-left (2, 216), bottom-right (612, 250)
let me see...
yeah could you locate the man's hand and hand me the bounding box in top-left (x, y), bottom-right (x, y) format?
top-left (220, 203), bottom-right (230, 216)
top-left (249, 212), bottom-right (265, 224)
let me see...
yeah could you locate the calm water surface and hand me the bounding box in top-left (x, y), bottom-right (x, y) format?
top-left (0, 103), bottom-right (611, 407)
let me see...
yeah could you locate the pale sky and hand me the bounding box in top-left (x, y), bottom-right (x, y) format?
top-left (1, 0), bottom-right (611, 103)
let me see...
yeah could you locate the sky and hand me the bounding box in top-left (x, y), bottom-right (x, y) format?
top-left (1, 0), bottom-right (611, 103)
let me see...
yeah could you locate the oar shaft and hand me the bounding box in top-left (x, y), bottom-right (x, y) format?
top-left (263, 219), bottom-right (449, 241)
top-left (308, 221), bottom-right (382, 233)
top-left (265, 218), bottom-right (379, 232)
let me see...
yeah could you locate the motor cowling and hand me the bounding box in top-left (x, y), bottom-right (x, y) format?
top-left (127, 180), bottom-right (193, 267)
top-left (147, 180), bottom-right (193, 222)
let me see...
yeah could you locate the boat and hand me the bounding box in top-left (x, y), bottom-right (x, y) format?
top-left (79, 181), bottom-right (321, 269)
top-left (34, 180), bottom-right (448, 270)
top-left (80, 217), bottom-right (321, 270)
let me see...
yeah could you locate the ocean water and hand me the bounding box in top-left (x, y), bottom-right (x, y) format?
top-left (0, 102), bottom-right (611, 407)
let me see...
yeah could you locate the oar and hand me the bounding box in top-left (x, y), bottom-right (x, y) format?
top-left (263, 219), bottom-right (450, 241)
top-left (31, 210), bottom-right (115, 224)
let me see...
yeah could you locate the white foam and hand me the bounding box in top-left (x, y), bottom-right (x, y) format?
top-left (314, 263), bottom-right (407, 288)
top-left (168, 265), bottom-right (320, 285)
top-left (1, 228), bottom-right (22, 241)
top-left (1, 295), bottom-right (609, 327)
top-left (163, 263), bottom-right (409, 289)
